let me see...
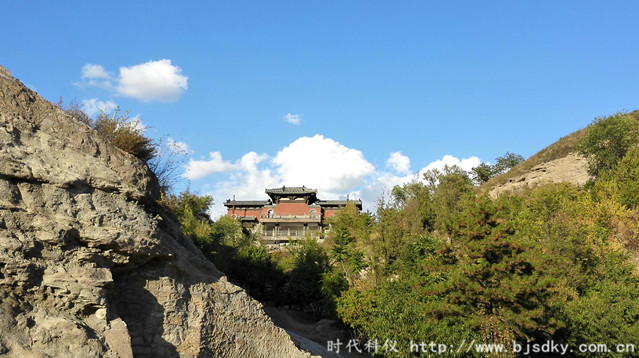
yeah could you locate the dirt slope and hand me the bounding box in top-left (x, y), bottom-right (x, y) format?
top-left (481, 128), bottom-right (591, 196)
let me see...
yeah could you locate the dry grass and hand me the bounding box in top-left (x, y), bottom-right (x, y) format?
top-left (480, 128), bottom-right (588, 193)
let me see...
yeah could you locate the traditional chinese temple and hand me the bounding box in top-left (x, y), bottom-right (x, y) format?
top-left (224, 186), bottom-right (362, 243)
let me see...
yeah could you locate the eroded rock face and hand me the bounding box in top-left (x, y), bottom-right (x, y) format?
top-left (488, 153), bottom-right (590, 197)
top-left (0, 65), bottom-right (312, 357)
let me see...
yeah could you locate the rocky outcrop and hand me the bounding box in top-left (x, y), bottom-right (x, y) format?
top-left (0, 65), bottom-right (313, 357)
top-left (488, 152), bottom-right (590, 197)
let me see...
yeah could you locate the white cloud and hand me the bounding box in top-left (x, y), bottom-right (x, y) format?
top-left (284, 113), bottom-right (302, 125)
top-left (183, 151), bottom-right (269, 181)
top-left (81, 98), bottom-right (118, 117)
top-left (386, 151), bottom-right (411, 174)
top-left (118, 59), bottom-right (188, 102)
top-left (184, 152), bottom-right (236, 180)
top-left (418, 154), bottom-right (481, 176)
top-left (167, 138), bottom-right (191, 155)
top-left (187, 151), bottom-right (278, 218)
top-left (81, 64), bottom-right (110, 79)
top-left (77, 59), bottom-right (188, 102)
top-left (273, 135), bottom-right (375, 196)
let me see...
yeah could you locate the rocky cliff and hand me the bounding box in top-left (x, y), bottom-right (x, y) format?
top-left (0, 65), bottom-right (313, 357)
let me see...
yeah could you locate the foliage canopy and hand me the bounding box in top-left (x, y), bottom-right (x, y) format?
top-left (578, 111), bottom-right (639, 177)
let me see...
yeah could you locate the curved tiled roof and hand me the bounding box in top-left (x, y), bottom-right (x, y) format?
top-left (223, 200), bottom-right (271, 207)
top-left (225, 186), bottom-right (363, 211)
top-left (265, 186), bottom-right (317, 195)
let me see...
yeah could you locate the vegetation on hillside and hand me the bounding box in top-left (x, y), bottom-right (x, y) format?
top-left (481, 129), bottom-right (588, 191)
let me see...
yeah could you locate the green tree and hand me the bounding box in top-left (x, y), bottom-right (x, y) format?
top-left (281, 238), bottom-right (331, 315)
top-left (337, 235), bottom-right (482, 357)
top-left (162, 189), bottom-right (214, 249)
top-left (471, 152), bottom-right (524, 185)
top-left (494, 152), bottom-right (524, 173)
top-left (471, 162), bottom-right (497, 185)
top-left (578, 111), bottom-right (639, 176)
top-left (442, 195), bottom-right (557, 345)
top-left (597, 146), bottom-right (639, 208)
top-left (423, 165), bottom-right (474, 233)
top-left (391, 181), bottom-right (434, 234)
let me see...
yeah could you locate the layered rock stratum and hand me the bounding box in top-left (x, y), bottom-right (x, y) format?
top-left (0, 65), bottom-right (313, 357)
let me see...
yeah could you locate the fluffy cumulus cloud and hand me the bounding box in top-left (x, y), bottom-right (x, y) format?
top-left (273, 135), bottom-right (375, 196)
top-left (118, 59), bottom-right (188, 102)
top-left (81, 98), bottom-right (118, 117)
top-left (77, 59), bottom-right (188, 102)
top-left (183, 134), bottom-right (482, 218)
top-left (184, 152), bottom-right (239, 180)
top-left (386, 151), bottom-right (411, 174)
top-left (284, 113), bottom-right (302, 125)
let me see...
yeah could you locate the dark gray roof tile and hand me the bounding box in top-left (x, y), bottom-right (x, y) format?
top-left (223, 200), bottom-right (270, 207)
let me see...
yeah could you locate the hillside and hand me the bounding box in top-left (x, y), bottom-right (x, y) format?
top-left (0, 65), bottom-right (314, 357)
top-left (481, 128), bottom-right (591, 196)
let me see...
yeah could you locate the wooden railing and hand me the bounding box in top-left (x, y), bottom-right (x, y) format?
top-left (260, 214), bottom-right (318, 219)
top-left (262, 229), bottom-right (320, 239)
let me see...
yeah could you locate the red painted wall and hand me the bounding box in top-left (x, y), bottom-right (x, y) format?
top-left (322, 209), bottom-right (340, 218)
top-left (271, 202), bottom-right (313, 216)
top-left (227, 207), bottom-right (262, 218)
top-left (228, 202), bottom-right (323, 220)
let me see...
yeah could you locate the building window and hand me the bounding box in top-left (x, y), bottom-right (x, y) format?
top-left (267, 209), bottom-right (274, 218)
top-left (310, 209), bottom-right (317, 218)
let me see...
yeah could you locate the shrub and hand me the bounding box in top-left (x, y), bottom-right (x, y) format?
top-left (93, 108), bottom-right (156, 163)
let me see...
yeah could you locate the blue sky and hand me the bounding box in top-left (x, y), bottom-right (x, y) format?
top-left (2, 1), bottom-right (638, 217)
